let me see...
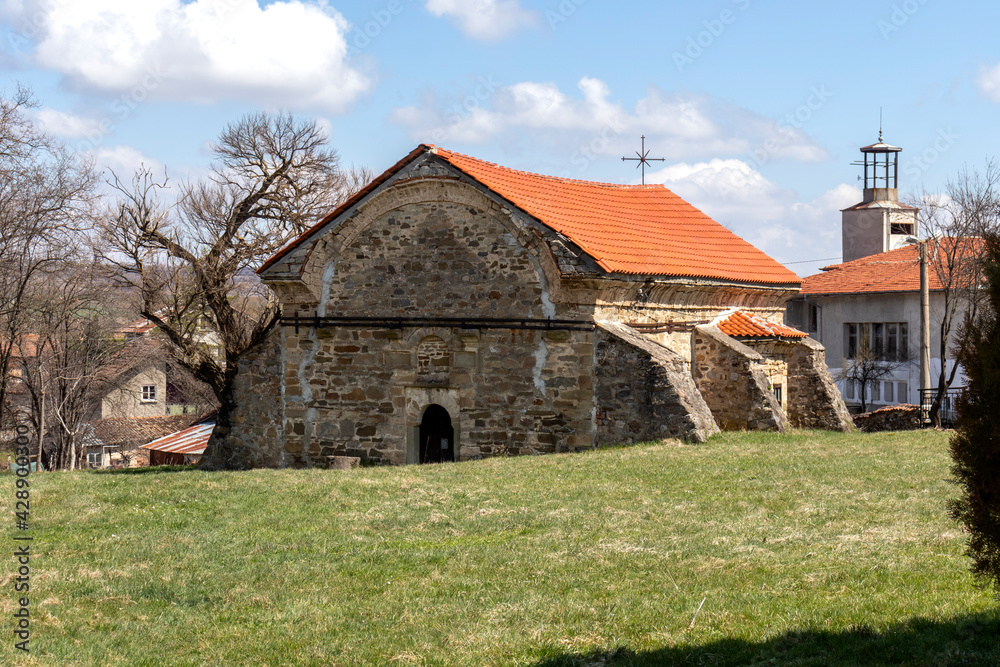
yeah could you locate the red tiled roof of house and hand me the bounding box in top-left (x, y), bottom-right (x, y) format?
top-left (259, 145), bottom-right (800, 286)
top-left (92, 414), bottom-right (202, 448)
top-left (8, 334), bottom-right (38, 358)
top-left (118, 318), bottom-right (157, 335)
top-left (716, 310), bottom-right (807, 339)
top-left (801, 238), bottom-right (981, 296)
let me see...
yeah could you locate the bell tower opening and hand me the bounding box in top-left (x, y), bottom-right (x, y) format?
top-left (418, 404), bottom-right (455, 464)
top-left (842, 128), bottom-right (919, 263)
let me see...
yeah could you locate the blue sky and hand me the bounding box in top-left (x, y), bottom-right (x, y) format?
top-left (2, 0), bottom-right (999, 276)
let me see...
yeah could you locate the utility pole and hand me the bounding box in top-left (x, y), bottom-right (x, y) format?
top-left (920, 241), bottom-right (931, 421)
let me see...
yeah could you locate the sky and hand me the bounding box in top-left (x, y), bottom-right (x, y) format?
top-left (2, 0), bottom-right (999, 277)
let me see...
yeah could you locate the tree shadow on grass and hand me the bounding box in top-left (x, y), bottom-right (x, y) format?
top-left (533, 611), bottom-right (1000, 666)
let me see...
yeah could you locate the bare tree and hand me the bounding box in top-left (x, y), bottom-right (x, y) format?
top-left (913, 160), bottom-right (1000, 425)
top-left (17, 263), bottom-right (130, 469)
top-left (0, 85), bottom-right (97, 431)
top-left (838, 334), bottom-right (904, 413)
top-left (101, 112), bottom-right (369, 469)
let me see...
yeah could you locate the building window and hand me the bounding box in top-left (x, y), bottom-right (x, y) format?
top-left (897, 382), bottom-right (908, 403)
top-left (845, 322), bottom-right (909, 360)
top-left (845, 380), bottom-right (855, 400)
top-left (87, 452), bottom-right (101, 468)
top-left (883, 381), bottom-right (894, 403)
top-left (808, 304), bottom-right (819, 334)
top-left (774, 385), bottom-right (783, 404)
top-left (846, 323), bottom-right (858, 359)
top-left (141, 385), bottom-right (157, 402)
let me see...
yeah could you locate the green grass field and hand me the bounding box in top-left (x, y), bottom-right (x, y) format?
top-left (1, 429), bottom-right (997, 666)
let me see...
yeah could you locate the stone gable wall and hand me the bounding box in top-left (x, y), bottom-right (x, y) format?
top-left (693, 325), bottom-right (787, 432)
top-left (595, 321), bottom-right (718, 443)
top-left (259, 180), bottom-right (599, 466)
top-left (786, 337), bottom-right (854, 431)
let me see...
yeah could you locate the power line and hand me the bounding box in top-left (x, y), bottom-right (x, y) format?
top-left (781, 256), bottom-right (842, 265)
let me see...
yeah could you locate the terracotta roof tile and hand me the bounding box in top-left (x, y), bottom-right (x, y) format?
top-left (801, 238), bottom-right (981, 296)
top-left (260, 145), bottom-right (800, 286)
top-left (92, 414), bottom-right (202, 448)
top-left (434, 147), bottom-right (799, 285)
top-left (716, 310), bottom-right (807, 339)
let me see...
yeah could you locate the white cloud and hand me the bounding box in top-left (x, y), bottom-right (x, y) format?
top-left (391, 77), bottom-right (828, 164)
top-left (425, 0), bottom-right (537, 41)
top-left (91, 145), bottom-right (164, 180)
top-left (977, 62), bottom-right (1000, 103)
top-left (646, 159), bottom-right (861, 275)
top-left (31, 108), bottom-right (105, 139)
top-left (9, 0), bottom-right (371, 113)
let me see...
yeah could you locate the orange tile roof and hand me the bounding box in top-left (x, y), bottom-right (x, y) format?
top-left (259, 145), bottom-right (799, 286)
top-left (92, 414), bottom-right (202, 448)
top-left (716, 310), bottom-right (807, 339)
top-left (434, 148), bottom-right (799, 284)
top-left (800, 238), bottom-right (981, 296)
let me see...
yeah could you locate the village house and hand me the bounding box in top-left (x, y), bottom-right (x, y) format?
top-left (216, 145), bottom-right (850, 468)
top-left (785, 135), bottom-right (972, 416)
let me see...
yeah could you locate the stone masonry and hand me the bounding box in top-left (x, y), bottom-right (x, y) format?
top-left (218, 147), bottom-right (852, 468)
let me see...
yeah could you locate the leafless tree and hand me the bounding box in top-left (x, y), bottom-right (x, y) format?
top-left (16, 263), bottom-right (130, 469)
top-left (838, 334), bottom-right (904, 413)
top-left (101, 112), bottom-right (371, 469)
top-left (912, 160), bottom-right (1000, 425)
top-left (0, 85), bottom-right (98, 433)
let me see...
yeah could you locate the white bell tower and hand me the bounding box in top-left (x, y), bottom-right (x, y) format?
top-left (841, 132), bottom-right (919, 263)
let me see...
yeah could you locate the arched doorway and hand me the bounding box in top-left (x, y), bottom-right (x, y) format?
top-left (419, 404), bottom-right (455, 464)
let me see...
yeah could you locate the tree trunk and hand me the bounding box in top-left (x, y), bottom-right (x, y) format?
top-left (197, 376), bottom-right (247, 470)
top-left (37, 385), bottom-right (45, 472)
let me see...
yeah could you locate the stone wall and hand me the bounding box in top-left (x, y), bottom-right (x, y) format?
top-left (595, 321), bottom-right (718, 443)
top-left (786, 337), bottom-right (853, 432)
top-left (274, 324), bottom-right (596, 466)
top-left (693, 325), bottom-right (786, 432)
top-left (852, 404), bottom-right (919, 432)
top-left (202, 329), bottom-right (286, 470)
top-left (739, 340), bottom-right (794, 414)
top-left (258, 180), bottom-right (599, 466)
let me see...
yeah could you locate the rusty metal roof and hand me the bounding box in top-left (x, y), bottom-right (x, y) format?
top-left (140, 420), bottom-right (215, 455)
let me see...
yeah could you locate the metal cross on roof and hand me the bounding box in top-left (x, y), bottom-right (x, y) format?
top-left (622, 135), bottom-right (665, 185)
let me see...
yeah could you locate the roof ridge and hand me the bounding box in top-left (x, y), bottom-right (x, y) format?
top-left (431, 145), bottom-right (666, 190)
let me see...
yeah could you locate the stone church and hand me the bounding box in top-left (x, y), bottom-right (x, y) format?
top-left (223, 145), bottom-right (850, 468)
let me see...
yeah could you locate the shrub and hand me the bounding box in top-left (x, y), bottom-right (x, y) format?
top-left (949, 233), bottom-right (1000, 595)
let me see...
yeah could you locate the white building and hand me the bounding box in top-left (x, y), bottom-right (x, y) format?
top-left (785, 135), bottom-right (967, 414)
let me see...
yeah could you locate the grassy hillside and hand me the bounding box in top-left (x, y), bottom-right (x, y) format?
top-left (1, 430), bottom-right (997, 666)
